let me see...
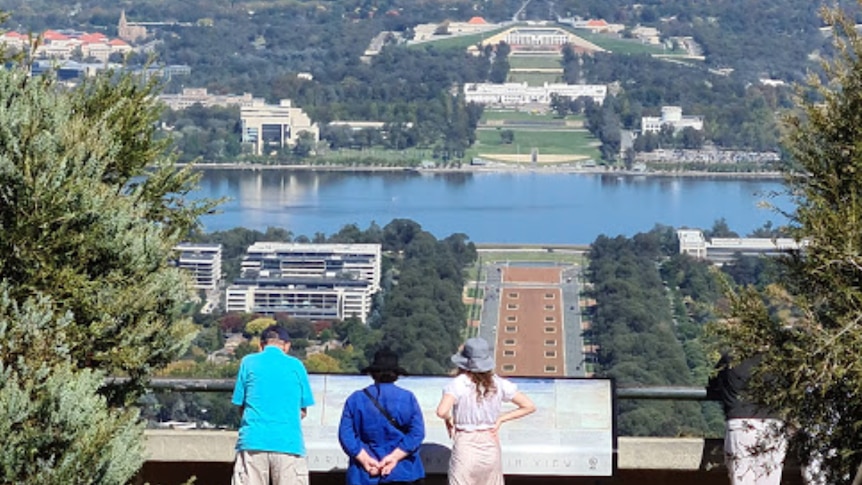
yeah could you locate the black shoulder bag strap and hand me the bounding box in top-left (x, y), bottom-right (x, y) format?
top-left (363, 388), bottom-right (408, 434)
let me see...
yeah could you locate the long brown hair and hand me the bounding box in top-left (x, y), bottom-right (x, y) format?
top-left (461, 369), bottom-right (497, 401)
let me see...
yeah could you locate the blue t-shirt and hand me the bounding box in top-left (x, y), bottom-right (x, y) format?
top-left (338, 382), bottom-right (425, 484)
top-left (232, 345), bottom-right (315, 454)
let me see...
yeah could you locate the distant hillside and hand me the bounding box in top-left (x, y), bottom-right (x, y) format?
top-left (0, 0), bottom-right (850, 80)
top-left (0, 0), bottom-right (846, 158)
top-left (553, 0), bottom-right (856, 81)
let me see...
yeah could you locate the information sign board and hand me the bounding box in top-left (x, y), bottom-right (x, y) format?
top-left (302, 375), bottom-right (615, 476)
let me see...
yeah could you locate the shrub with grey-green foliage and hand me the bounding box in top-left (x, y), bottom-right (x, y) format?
top-left (0, 288), bottom-right (144, 484)
top-left (0, 59), bottom-right (217, 482)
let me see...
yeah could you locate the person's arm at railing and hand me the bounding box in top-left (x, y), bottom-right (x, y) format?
top-left (436, 393), bottom-right (457, 438)
top-left (495, 391), bottom-right (535, 432)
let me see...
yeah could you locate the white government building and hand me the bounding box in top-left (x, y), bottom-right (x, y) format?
top-left (676, 229), bottom-right (806, 264)
top-left (225, 243), bottom-right (382, 322)
top-left (641, 106), bottom-right (704, 134)
top-left (172, 243), bottom-right (223, 291)
top-left (463, 82), bottom-right (607, 107)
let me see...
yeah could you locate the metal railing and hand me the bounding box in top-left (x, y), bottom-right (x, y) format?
top-left (115, 377), bottom-right (709, 401)
top-left (616, 386), bottom-right (706, 401)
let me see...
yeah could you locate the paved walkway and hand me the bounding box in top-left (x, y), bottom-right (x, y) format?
top-left (477, 260), bottom-right (585, 377)
top-left (478, 263), bottom-right (503, 345)
top-left (560, 265), bottom-right (585, 376)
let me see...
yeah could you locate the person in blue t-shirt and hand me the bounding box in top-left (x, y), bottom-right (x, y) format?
top-left (338, 349), bottom-right (425, 485)
top-left (232, 325), bottom-right (315, 485)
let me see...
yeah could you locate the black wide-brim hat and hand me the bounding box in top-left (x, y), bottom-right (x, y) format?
top-left (361, 348), bottom-right (408, 375)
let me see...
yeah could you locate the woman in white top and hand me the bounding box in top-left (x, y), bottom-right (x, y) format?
top-left (435, 337), bottom-right (536, 485)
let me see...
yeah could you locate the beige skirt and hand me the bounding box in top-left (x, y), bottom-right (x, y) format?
top-left (448, 430), bottom-right (503, 485)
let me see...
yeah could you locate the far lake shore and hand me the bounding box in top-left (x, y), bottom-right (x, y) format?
top-left (183, 162), bottom-right (785, 180)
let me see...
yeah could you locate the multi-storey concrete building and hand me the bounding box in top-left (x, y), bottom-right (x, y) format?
top-left (226, 243), bottom-right (382, 322)
top-left (159, 88), bottom-right (255, 110)
top-left (173, 243), bottom-right (223, 291)
top-left (676, 229), bottom-right (708, 259)
top-left (240, 99), bottom-right (319, 156)
top-left (240, 242), bottom-right (381, 286)
top-left (225, 277), bottom-right (373, 322)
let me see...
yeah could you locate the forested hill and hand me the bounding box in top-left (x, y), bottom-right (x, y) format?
top-left (1, 0), bottom-right (857, 82)
top-left (556, 0), bottom-right (841, 81)
top-left (585, 223), bottom-right (782, 436)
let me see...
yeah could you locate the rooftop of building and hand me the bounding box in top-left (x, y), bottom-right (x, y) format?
top-left (2, 29), bottom-right (125, 47)
top-left (676, 229), bottom-right (706, 245)
top-left (246, 242), bottom-right (381, 252)
top-left (175, 242), bottom-right (223, 250)
top-left (233, 276), bottom-right (371, 288)
top-left (176, 252), bottom-right (219, 262)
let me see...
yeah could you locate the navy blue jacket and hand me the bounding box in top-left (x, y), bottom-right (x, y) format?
top-left (338, 382), bottom-right (425, 484)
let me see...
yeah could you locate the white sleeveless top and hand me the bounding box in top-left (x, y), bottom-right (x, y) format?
top-left (443, 374), bottom-right (518, 431)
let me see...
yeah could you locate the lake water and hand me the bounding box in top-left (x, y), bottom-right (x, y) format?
top-left (192, 169), bottom-right (790, 244)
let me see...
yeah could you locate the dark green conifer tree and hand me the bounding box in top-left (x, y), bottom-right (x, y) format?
top-left (716, 4), bottom-right (862, 483)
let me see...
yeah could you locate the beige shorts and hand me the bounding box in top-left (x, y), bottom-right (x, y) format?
top-left (232, 450), bottom-right (309, 485)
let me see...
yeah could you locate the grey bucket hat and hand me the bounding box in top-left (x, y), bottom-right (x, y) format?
top-left (451, 337), bottom-right (495, 372)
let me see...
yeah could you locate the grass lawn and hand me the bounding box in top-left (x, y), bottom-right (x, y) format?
top-left (465, 251), bottom-right (584, 280)
top-left (508, 55), bottom-right (563, 70)
top-left (571, 30), bottom-right (668, 55)
top-left (508, 72), bottom-right (561, 86)
top-left (482, 110), bottom-right (574, 122)
top-left (409, 27), bottom-right (508, 51)
top-left (654, 55), bottom-right (706, 67)
top-left (409, 24), bottom-right (677, 56)
top-left (470, 128), bottom-right (599, 157)
top-left (476, 251), bottom-right (585, 265)
top-left (461, 324), bottom-right (479, 339)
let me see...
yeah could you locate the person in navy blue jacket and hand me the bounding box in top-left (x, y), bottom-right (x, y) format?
top-left (339, 349), bottom-right (426, 485)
